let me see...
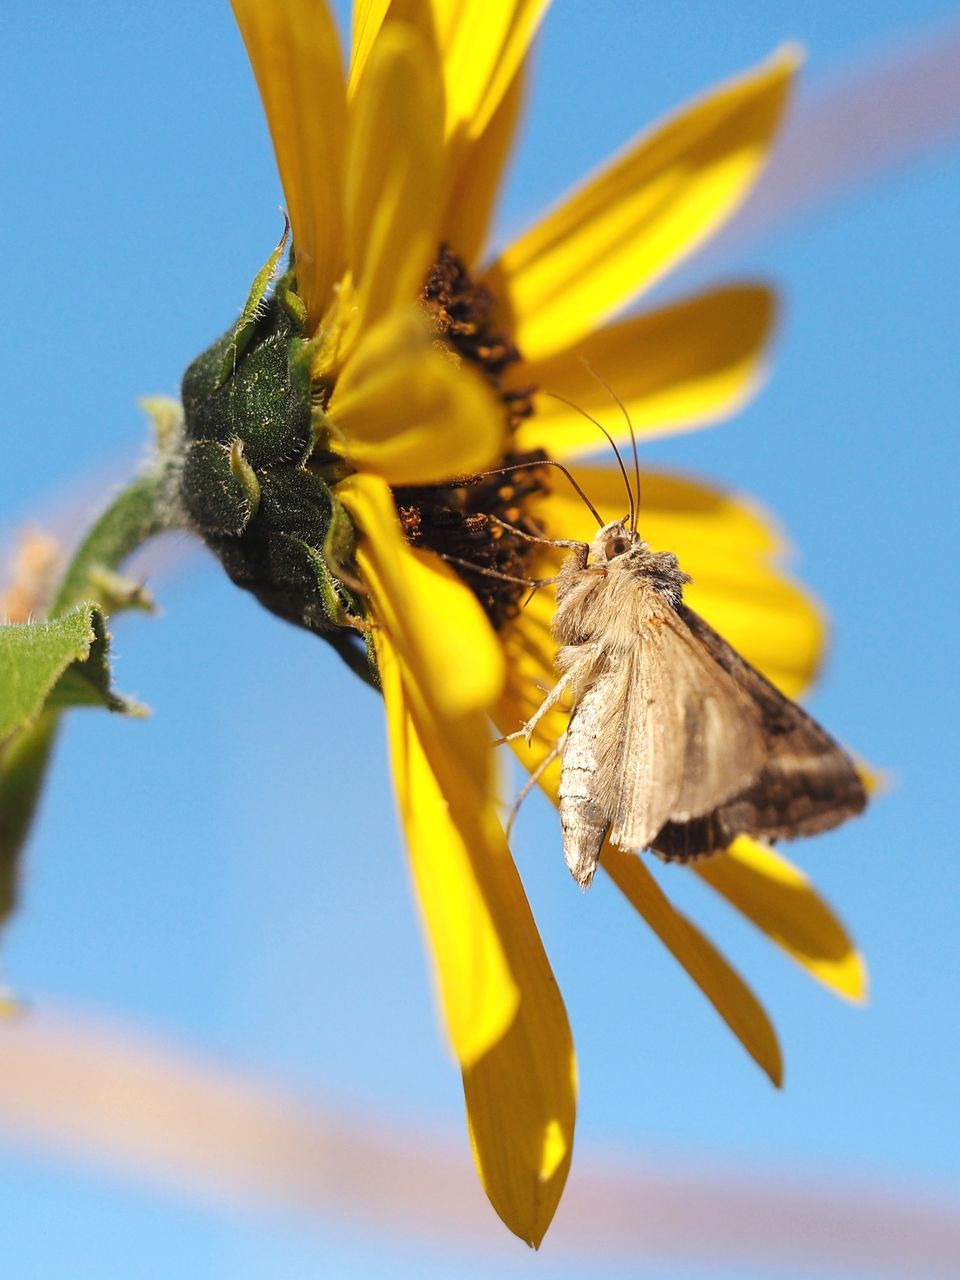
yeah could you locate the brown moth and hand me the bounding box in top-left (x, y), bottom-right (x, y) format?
top-left (504, 517), bottom-right (867, 888)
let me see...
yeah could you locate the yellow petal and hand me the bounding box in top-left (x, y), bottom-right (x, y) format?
top-left (695, 837), bottom-right (868, 1002)
top-left (345, 22), bottom-right (445, 338)
top-left (380, 641), bottom-right (516, 1064)
top-left (342, 473), bottom-right (505, 718)
top-left (430, 0), bottom-right (550, 140)
top-left (528, 469), bottom-right (824, 696)
top-left (372, 1), bottom-right (534, 262)
top-left (232, 0), bottom-right (346, 331)
top-left (440, 65), bottom-right (527, 267)
top-left (487, 47), bottom-right (798, 360)
top-left (514, 286), bottom-right (776, 457)
top-left (463, 985), bottom-right (576, 1248)
top-left (347, 0), bottom-right (390, 95)
top-left (380, 638), bottom-right (576, 1245)
top-left (329, 312), bottom-right (507, 484)
top-left (602, 844), bottom-right (783, 1085)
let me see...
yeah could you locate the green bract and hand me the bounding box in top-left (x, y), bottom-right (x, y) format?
top-left (0, 603), bottom-right (143, 744)
top-left (178, 271), bottom-right (376, 687)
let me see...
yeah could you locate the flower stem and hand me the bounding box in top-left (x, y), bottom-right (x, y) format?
top-left (51, 466), bottom-right (172, 617)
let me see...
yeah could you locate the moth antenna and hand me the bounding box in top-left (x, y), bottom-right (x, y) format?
top-left (579, 359), bottom-right (642, 533)
top-left (545, 392), bottom-right (634, 531)
top-left (461, 459), bottom-right (604, 528)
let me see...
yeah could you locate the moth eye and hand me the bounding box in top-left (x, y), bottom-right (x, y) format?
top-left (604, 536), bottom-right (631, 559)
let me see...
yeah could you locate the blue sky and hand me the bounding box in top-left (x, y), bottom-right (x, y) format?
top-left (2, 1), bottom-right (959, 1275)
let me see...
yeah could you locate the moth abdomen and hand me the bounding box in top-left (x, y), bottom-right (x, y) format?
top-left (559, 672), bottom-right (614, 887)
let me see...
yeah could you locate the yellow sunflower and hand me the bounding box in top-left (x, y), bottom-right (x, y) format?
top-left (225, 0), bottom-right (865, 1247)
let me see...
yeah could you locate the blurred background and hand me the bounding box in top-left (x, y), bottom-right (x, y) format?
top-left (2, 1), bottom-right (959, 1275)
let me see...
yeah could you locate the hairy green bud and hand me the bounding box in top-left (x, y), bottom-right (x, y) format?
top-left (178, 267), bottom-right (376, 688)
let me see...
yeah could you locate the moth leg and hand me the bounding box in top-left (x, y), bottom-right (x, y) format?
top-left (486, 515), bottom-right (589, 563)
top-left (505, 733), bottom-right (567, 839)
top-left (494, 668), bottom-right (577, 746)
top-left (437, 554), bottom-right (570, 590)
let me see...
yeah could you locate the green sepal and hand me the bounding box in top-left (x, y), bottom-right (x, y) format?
top-left (180, 274), bottom-right (378, 687)
top-left (208, 469), bottom-right (371, 676)
top-left (181, 283), bottom-right (313, 471)
top-left (180, 438), bottom-right (261, 536)
top-left (215, 216), bottom-right (291, 388)
top-left (0, 603), bottom-right (145, 744)
top-left (322, 484), bottom-right (357, 575)
top-left (278, 278), bottom-right (308, 331)
top-left (229, 440), bottom-right (262, 520)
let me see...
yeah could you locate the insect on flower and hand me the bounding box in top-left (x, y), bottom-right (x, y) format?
top-left (491, 396), bottom-right (866, 887)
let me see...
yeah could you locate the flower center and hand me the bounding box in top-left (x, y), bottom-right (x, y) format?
top-left (393, 246), bottom-right (549, 630)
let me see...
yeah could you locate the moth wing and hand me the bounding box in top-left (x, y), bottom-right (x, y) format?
top-left (652, 606), bottom-right (867, 860)
top-left (596, 595), bottom-right (768, 852)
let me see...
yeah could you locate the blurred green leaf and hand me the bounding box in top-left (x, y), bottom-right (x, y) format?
top-left (0, 466), bottom-right (169, 939)
top-left (0, 604), bottom-right (143, 744)
top-left (0, 716), bottom-right (58, 923)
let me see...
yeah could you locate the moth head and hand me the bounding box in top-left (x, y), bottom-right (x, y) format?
top-left (592, 519), bottom-right (639, 563)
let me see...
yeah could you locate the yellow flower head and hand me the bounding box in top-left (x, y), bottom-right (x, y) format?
top-left (201, 0), bottom-right (867, 1247)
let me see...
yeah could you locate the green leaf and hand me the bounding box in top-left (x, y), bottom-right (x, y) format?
top-left (0, 715), bottom-right (58, 923)
top-left (0, 603), bottom-right (144, 744)
top-left (0, 467), bottom-right (170, 939)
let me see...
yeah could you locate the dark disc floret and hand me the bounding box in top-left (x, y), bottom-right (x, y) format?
top-left (395, 247), bottom-right (551, 629)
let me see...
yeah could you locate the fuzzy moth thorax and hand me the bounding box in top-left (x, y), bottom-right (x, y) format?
top-left (555, 522), bottom-right (690, 648)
